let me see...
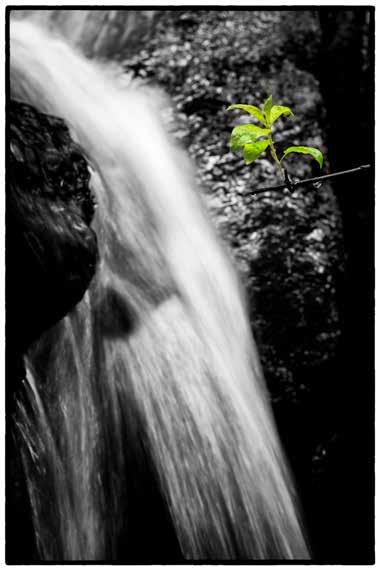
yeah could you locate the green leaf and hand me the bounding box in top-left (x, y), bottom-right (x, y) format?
top-left (281, 146), bottom-right (324, 168)
top-left (263, 95), bottom-right (273, 125)
top-left (230, 124), bottom-right (270, 152)
top-left (227, 104), bottom-right (266, 125)
top-left (269, 105), bottom-right (294, 126)
top-left (243, 139), bottom-right (271, 164)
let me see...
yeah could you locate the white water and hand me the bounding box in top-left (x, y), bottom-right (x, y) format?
top-left (10, 19), bottom-right (309, 560)
top-left (11, 9), bottom-right (157, 58)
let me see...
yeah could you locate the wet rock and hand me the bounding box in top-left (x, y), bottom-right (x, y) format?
top-left (7, 100), bottom-right (98, 351)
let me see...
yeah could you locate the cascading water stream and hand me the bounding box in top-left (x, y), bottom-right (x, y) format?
top-left (9, 19), bottom-right (310, 561)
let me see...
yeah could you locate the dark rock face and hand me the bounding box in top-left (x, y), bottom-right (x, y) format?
top-left (7, 100), bottom-right (98, 352)
top-left (7, 100), bottom-right (99, 562)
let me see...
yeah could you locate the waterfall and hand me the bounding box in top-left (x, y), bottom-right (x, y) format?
top-left (9, 19), bottom-right (309, 560)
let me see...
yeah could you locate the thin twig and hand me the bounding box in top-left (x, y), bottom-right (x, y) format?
top-left (253, 164), bottom-right (371, 195)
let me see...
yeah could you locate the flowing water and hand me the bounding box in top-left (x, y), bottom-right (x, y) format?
top-left (11, 9), bottom-right (157, 58)
top-left (10, 18), bottom-right (310, 561)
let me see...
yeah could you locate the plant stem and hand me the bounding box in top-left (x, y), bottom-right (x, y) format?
top-left (267, 126), bottom-right (286, 180)
top-left (268, 135), bottom-right (283, 177)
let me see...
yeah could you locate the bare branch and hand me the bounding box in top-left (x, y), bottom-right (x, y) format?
top-left (253, 164), bottom-right (371, 195)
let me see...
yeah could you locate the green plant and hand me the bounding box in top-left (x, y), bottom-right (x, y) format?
top-left (227, 95), bottom-right (323, 174)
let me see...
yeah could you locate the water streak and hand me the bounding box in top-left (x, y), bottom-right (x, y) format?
top-left (11, 9), bottom-right (157, 58)
top-left (10, 20), bottom-right (309, 560)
